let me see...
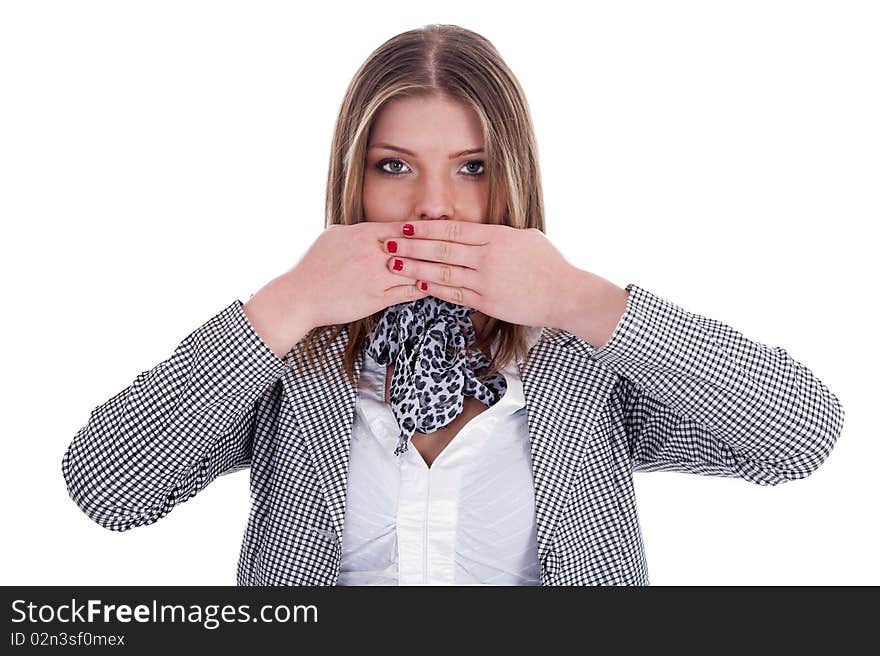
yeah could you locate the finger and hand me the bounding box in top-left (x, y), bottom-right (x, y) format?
top-left (358, 220), bottom-right (420, 250)
top-left (382, 236), bottom-right (483, 269)
top-left (414, 279), bottom-right (482, 308)
top-left (387, 256), bottom-right (476, 289)
top-left (384, 280), bottom-right (430, 305)
top-left (398, 219), bottom-right (490, 245)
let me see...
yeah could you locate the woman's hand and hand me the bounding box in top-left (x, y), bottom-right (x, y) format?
top-left (383, 220), bottom-right (629, 346)
top-left (245, 221), bottom-right (429, 358)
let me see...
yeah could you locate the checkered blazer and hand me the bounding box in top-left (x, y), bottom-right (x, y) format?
top-left (61, 283), bottom-right (845, 585)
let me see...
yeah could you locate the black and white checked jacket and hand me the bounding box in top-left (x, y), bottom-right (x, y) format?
top-left (61, 283), bottom-right (845, 585)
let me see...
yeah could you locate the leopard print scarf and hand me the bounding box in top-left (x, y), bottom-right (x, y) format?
top-left (362, 296), bottom-right (507, 457)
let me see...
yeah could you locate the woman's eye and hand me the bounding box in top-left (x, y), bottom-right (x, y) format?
top-left (377, 158), bottom-right (411, 175)
top-left (462, 160), bottom-right (485, 176)
top-left (375, 158), bottom-right (485, 178)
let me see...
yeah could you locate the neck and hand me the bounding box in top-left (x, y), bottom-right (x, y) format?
top-left (470, 311), bottom-right (487, 340)
top-left (469, 311), bottom-right (495, 360)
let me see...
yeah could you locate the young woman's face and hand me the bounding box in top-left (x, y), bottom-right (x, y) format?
top-left (363, 94), bottom-right (494, 225)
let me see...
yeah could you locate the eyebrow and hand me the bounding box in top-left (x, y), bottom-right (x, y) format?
top-left (368, 142), bottom-right (485, 159)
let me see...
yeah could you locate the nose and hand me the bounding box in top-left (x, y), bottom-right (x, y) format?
top-left (413, 173), bottom-right (455, 221)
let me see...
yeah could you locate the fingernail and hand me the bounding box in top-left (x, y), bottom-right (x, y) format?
top-left (393, 258), bottom-right (403, 271)
top-left (387, 240), bottom-right (398, 253)
top-left (402, 224), bottom-right (414, 236)
top-left (420, 281), bottom-right (428, 291)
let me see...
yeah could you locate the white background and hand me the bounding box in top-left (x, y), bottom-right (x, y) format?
top-left (2, 0), bottom-right (876, 585)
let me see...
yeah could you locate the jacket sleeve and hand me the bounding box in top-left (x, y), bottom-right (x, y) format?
top-left (584, 283), bottom-right (845, 486)
top-left (61, 299), bottom-right (289, 531)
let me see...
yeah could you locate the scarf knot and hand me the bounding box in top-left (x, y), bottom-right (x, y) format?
top-left (363, 296), bottom-right (507, 456)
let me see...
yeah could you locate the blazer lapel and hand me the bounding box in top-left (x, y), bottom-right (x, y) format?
top-left (281, 324), bottom-right (619, 572)
top-left (519, 330), bottom-right (619, 566)
top-left (282, 326), bottom-right (361, 545)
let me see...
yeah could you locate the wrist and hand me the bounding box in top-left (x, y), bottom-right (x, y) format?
top-left (558, 268), bottom-right (628, 349)
top-left (245, 273), bottom-right (315, 359)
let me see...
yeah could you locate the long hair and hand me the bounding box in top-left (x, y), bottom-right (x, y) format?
top-left (294, 24), bottom-right (552, 385)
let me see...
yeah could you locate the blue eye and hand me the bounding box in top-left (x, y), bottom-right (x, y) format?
top-left (377, 158), bottom-right (410, 175)
top-left (375, 158), bottom-right (485, 178)
top-left (462, 160), bottom-right (485, 176)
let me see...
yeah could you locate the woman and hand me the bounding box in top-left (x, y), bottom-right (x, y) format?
top-left (61, 24), bottom-right (845, 586)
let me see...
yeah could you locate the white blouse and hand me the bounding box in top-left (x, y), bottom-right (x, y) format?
top-left (337, 326), bottom-right (544, 586)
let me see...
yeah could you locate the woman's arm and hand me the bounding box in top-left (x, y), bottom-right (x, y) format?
top-left (566, 281), bottom-right (845, 485)
top-left (61, 300), bottom-right (288, 531)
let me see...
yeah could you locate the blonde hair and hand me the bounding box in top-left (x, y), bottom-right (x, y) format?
top-left (296, 23), bottom-right (552, 385)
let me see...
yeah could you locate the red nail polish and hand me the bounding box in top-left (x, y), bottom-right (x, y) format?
top-left (420, 281), bottom-right (428, 291)
top-left (393, 258), bottom-right (403, 271)
top-left (402, 224), bottom-right (414, 236)
top-left (387, 240), bottom-right (398, 253)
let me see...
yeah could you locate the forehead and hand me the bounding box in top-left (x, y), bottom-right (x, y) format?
top-left (369, 95), bottom-right (484, 150)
